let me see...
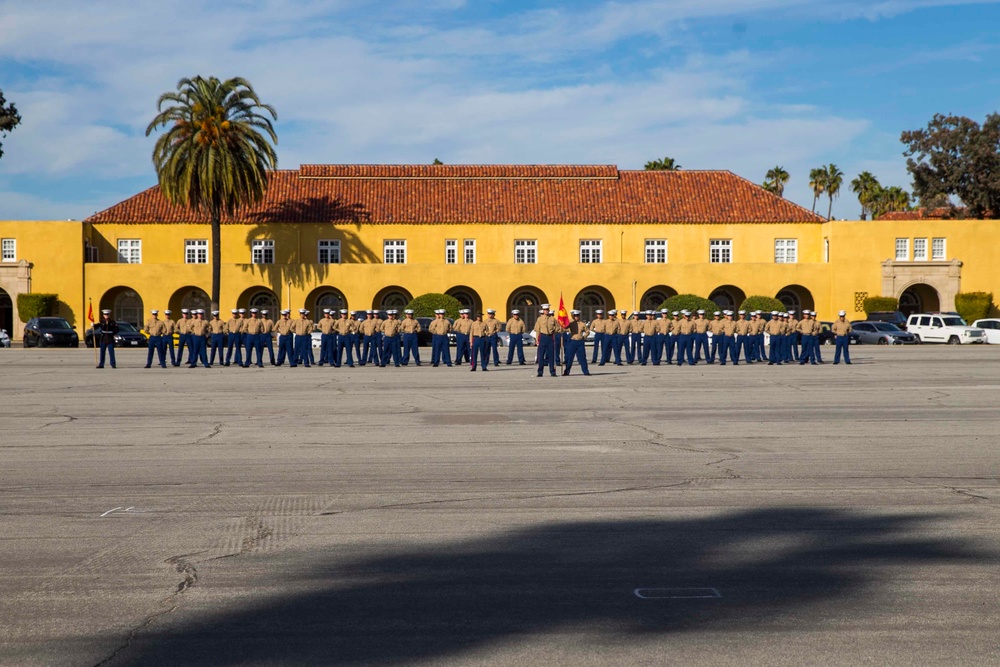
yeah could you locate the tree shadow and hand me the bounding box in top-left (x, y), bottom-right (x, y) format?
top-left (241, 196), bottom-right (381, 293)
top-left (113, 508), bottom-right (992, 666)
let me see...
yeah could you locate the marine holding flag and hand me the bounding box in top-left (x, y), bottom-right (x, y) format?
top-left (555, 294), bottom-right (570, 365)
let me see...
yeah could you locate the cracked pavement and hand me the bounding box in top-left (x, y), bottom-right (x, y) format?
top-left (1, 346), bottom-right (999, 666)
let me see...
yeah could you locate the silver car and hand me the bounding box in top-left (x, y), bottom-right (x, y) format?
top-left (851, 321), bottom-right (918, 345)
top-left (0, 328), bottom-right (9, 348)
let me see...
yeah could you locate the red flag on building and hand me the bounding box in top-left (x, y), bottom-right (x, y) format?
top-left (556, 293), bottom-right (570, 328)
top-left (87, 300), bottom-right (95, 324)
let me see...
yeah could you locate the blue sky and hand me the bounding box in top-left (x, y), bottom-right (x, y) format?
top-left (1, 0), bottom-right (998, 220)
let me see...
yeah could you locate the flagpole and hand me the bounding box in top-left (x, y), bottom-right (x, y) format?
top-left (89, 298), bottom-right (99, 367)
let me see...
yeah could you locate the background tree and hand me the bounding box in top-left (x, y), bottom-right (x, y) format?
top-left (763, 166), bottom-right (790, 197)
top-left (824, 164), bottom-right (843, 220)
top-left (850, 171), bottom-right (881, 219)
top-left (644, 157), bottom-right (681, 171)
top-left (0, 90), bottom-right (22, 161)
top-left (432, 158), bottom-right (444, 165)
top-left (902, 113), bottom-right (1000, 219)
top-left (871, 186), bottom-right (912, 218)
top-left (146, 76), bottom-right (278, 310)
top-left (808, 168), bottom-right (827, 214)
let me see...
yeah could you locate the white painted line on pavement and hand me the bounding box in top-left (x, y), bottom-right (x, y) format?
top-left (634, 587), bottom-right (721, 599)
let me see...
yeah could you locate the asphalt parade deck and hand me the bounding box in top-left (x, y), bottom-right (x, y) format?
top-left (1, 346), bottom-right (999, 666)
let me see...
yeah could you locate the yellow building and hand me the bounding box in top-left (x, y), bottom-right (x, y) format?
top-left (1, 164), bottom-right (997, 340)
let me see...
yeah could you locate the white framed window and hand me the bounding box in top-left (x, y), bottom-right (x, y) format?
top-left (318, 239), bottom-right (341, 264)
top-left (709, 239), bottom-right (732, 264)
top-left (85, 244), bottom-right (99, 263)
top-left (445, 239), bottom-right (457, 264)
top-left (117, 239), bottom-right (141, 264)
top-left (514, 239), bottom-right (537, 264)
top-left (932, 238), bottom-right (946, 261)
top-left (579, 239), bottom-right (602, 264)
top-left (251, 239), bottom-right (274, 265)
top-left (913, 237), bottom-right (928, 261)
top-left (895, 238), bottom-right (909, 261)
top-left (464, 239), bottom-right (476, 264)
top-left (1, 238), bottom-right (14, 262)
top-left (384, 239), bottom-right (406, 264)
top-left (185, 239), bottom-right (208, 264)
top-left (774, 239), bottom-right (798, 264)
top-left (645, 239), bottom-right (667, 264)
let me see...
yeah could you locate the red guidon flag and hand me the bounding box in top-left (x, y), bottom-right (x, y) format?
top-left (556, 293), bottom-right (570, 328)
top-left (87, 301), bottom-right (95, 324)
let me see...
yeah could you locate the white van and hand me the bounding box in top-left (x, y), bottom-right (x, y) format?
top-left (906, 313), bottom-right (986, 344)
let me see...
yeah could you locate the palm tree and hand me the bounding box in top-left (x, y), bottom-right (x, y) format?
top-left (763, 166), bottom-right (790, 197)
top-left (146, 76), bottom-right (278, 310)
top-left (850, 171), bottom-right (881, 219)
top-left (824, 163), bottom-right (844, 220)
top-left (808, 168), bottom-right (827, 214)
top-left (644, 157), bottom-right (681, 171)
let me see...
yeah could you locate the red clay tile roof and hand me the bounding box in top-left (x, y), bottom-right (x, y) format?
top-left (879, 207), bottom-right (967, 220)
top-left (85, 165), bottom-right (825, 224)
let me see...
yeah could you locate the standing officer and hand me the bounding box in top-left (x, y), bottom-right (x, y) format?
top-left (225, 309), bottom-right (244, 367)
top-left (95, 309), bottom-right (118, 369)
top-left (533, 304), bottom-right (559, 377)
top-left (640, 311), bottom-right (659, 365)
top-left (787, 309), bottom-right (800, 362)
top-left (208, 310), bottom-right (227, 366)
top-left (335, 309), bottom-right (357, 367)
top-left (291, 309), bottom-right (314, 367)
top-left (616, 310), bottom-right (630, 364)
top-left (707, 311), bottom-right (723, 363)
top-left (484, 309), bottom-right (502, 366)
top-left (469, 312), bottom-right (489, 371)
top-left (662, 311), bottom-right (678, 364)
top-left (177, 309), bottom-right (194, 366)
top-left (832, 311), bottom-right (853, 365)
top-left (766, 311), bottom-right (784, 365)
top-left (317, 309), bottom-right (336, 366)
top-left (451, 309), bottom-right (473, 365)
top-left (379, 310), bottom-right (403, 367)
top-left (564, 310), bottom-right (591, 376)
top-left (188, 309), bottom-right (211, 368)
top-left (735, 310), bottom-right (752, 363)
top-left (144, 309), bottom-right (167, 368)
top-left (400, 309), bottom-right (422, 366)
top-left (504, 309), bottom-right (526, 365)
top-left (798, 310), bottom-right (818, 365)
top-left (675, 311), bottom-right (695, 366)
top-left (589, 310), bottom-right (605, 364)
top-left (359, 310), bottom-right (381, 366)
top-left (693, 310), bottom-right (710, 363)
top-left (274, 309), bottom-right (295, 366)
top-left (164, 309), bottom-right (179, 366)
top-left (753, 311), bottom-right (767, 361)
top-left (429, 309), bottom-right (454, 367)
top-left (722, 311), bottom-right (740, 365)
top-left (242, 308), bottom-right (263, 367)
top-left (626, 311), bottom-right (641, 364)
top-left (260, 310), bottom-right (277, 365)
top-left (602, 310), bottom-right (623, 366)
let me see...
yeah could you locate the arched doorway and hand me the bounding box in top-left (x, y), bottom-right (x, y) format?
top-left (373, 286), bottom-right (413, 311)
top-left (899, 283), bottom-right (940, 317)
top-left (237, 287), bottom-right (280, 313)
top-left (574, 286), bottom-right (615, 323)
top-left (776, 285), bottom-right (815, 314)
top-left (709, 285), bottom-right (746, 311)
top-left (100, 286), bottom-right (144, 329)
top-left (641, 285), bottom-right (678, 312)
top-left (0, 288), bottom-right (12, 336)
top-left (446, 286), bottom-right (483, 315)
top-left (307, 287), bottom-right (347, 315)
top-left (507, 286), bottom-right (548, 333)
top-left (168, 286), bottom-right (211, 314)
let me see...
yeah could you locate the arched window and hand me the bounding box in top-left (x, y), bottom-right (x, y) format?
top-left (575, 291), bottom-right (607, 323)
top-left (509, 289), bottom-right (544, 333)
top-left (316, 291), bottom-right (345, 312)
top-left (114, 291), bottom-right (143, 328)
top-left (249, 291), bottom-right (280, 313)
top-left (180, 289), bottom-right (210, 312)
top-left (776, 289), bottom-right (801, 313)
top-left (380, 291), bottom-right (409, 311)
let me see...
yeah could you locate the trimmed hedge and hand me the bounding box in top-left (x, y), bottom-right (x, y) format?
top-left (658, 294), bottom-right (718, 314)
top-left (863, 296), bottom-right (899, 314)
top-left (955, 292), bottom-right (993, 325)
top-left (17, 293), bottom-right (58, 322)
top-left (739, 295), bottom-right (785, 313)
top-left (405, 293), bottom-right (462, 319)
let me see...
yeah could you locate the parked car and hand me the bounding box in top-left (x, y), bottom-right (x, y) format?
top-left (0, 328), bottom-right (10, 348)
top-left (865, 311), bottom-right (909, 330)
top-left (84, 321), bottom-right (148, 348)
top-left (22, 317), bottom-right (80, 348)
top-left (850, 321), bottom-right (918, 345)
top-left (497, 322), bottom-right (534, 347)
top-left (971, 319), bottom-right (1000, 344)
top-left (905, 313), bottom-right (986, 344)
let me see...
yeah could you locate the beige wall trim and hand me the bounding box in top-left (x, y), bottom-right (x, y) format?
top-left (0, 260), bottom-right (33, 339)
top-left (881, 259), bottom-right (962, 310)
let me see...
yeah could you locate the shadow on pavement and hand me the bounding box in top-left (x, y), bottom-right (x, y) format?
top-left (113, 508), bottom-right (991, 666)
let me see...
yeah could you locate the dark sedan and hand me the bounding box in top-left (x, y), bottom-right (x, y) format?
top-left (818, 322), bottom-right (860, 346)
top-left (84, 321), bottom-right (148, 348)
top-left (23, 317), bottom-right (80, 348)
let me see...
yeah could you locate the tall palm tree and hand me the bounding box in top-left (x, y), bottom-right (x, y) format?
top-left (850, 171), bottom-right (880, 219)
top-left (764, 166), bottom-right (790, 197)
top-left (824, 163), bottom-right (844, 220)
top-left (808, 168), bottom-right (827, 214)
top-left (644, 157), bottom-right (681, 171)
top-left (146, 76), bottom-right (278, 310)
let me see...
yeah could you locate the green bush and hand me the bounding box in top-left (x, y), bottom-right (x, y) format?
top-left (16, 293), bottom-right (58, 322)
top-left (862, 296), bottom-right (899, 314)
top-left (659, 294), bottom-right (718, 314)
top-left (405, 293), bottom-right (462, 319)
top-left (955, 292), bottom-right (993, 325)
top-left (739, 295), bottom-right (785, 313)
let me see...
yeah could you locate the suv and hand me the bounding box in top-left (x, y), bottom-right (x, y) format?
top-left (905, 313), bottom-right (986, 344)
top-left (866, 311), bottom-right (908, 330)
